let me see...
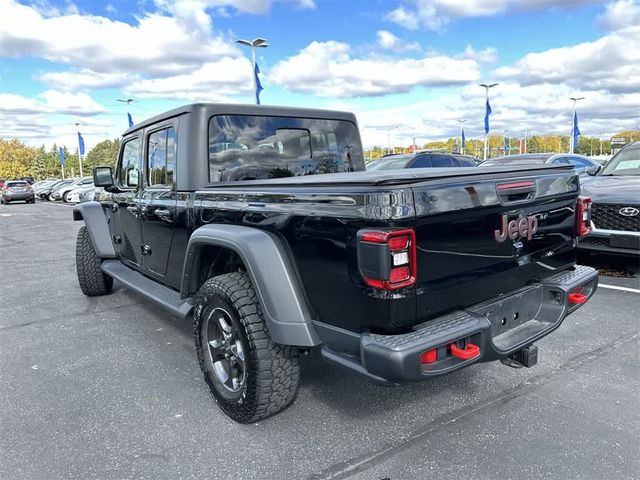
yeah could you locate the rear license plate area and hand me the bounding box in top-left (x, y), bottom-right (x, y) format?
top-left (474, 284), bottom-right (543, 338)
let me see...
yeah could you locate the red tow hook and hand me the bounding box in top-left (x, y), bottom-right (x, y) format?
top-left (568, 292), bottom-right (588, 305)
top-left (450, 342), bottom-right (481, 360)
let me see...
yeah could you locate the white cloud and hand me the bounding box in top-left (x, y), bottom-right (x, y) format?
top-left (0, 90), bottom-right (105, 116)
top-left (0, 0), bottom-right (238, 78)
top-left (125, 58), bottom-right (254, 101)
top-left (598, 0), bottom-right (640, 30)
top-left (387, 0), bottom-right (602, 30)
top-left (356, 82), bottom-right (640, 147)
top-left (496, 26), bottom-right (640, 93)
top-left (269, 40), bottom-right (480, 97)
top-left (376, 30), bottom-right (420, 52)
top-left (460, 45), bottom-right (497, 63)
top-left (40, 69), bottom-right (135, 90)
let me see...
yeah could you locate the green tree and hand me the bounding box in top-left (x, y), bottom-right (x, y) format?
top-left (85, 139), bottom-right (121, 171)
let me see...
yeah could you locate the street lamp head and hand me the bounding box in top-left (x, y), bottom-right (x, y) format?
top-left (117, 98), bottom-right (135, 104)
top-left (252, 38), bottom-right (268, 46)
top-left (569, 96), bottom-right (585, 101)
top-left (236, 39), bottom-right (253, 46)
top-left (256, 43), bottom-right (270, 48)
top-left (479, 83), bottom-right (499, 88)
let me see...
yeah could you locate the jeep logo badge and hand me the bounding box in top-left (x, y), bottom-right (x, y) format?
top-left (619, 207), bottom-right (639, 217)
top-left (494, 214), bottom-right (538, 243)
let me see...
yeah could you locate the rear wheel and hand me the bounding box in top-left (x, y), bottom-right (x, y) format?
top-left (62, 191), bottom-right (70, 202)
top-left (76, 226), bottom-right (113, 296)
top-left (194, 272), bottom-right (300, 423)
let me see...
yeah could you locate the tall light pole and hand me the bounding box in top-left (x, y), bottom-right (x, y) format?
top-left (480, 83), bottom-right (498, 161)
top-left (117, 98), bottom-right (135, 128)
top-left (75, 122), bottom-right (84, 177)
top-left (569, 96), bottom-right (584, 154)
top-left (236, 38), bottom-right (269, 105)
top-left (458, 119), bottom-right (466, 155)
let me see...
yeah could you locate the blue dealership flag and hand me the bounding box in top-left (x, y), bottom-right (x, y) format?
top-left (573, 110), bottom-right (580, 150)
top-left (77, 132), bottom-right (85, 156)
top-left (484, 99), bottom-right (492, 134)
top-left (461, 128), bottom-right (466, 150)
top-left (504, 136), bottom-right (508, 155)
top-left (127, 112), bottom-right (134, 128)
top-left (254, 61), bottom-right (264, 105)
top-left (59, 147), bottom-right (65, 166)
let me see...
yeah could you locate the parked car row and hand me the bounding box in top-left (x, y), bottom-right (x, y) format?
top-left (31, 177), bottom-right (95, 203)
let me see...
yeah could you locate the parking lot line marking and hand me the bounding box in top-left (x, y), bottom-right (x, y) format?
top-left (599, 284), bottom-right (640, 294)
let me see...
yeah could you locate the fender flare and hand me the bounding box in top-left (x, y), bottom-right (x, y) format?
top-left (182, 224), bottom-right (320, 347)
top-left (72, 201), bottom-right (116, 259)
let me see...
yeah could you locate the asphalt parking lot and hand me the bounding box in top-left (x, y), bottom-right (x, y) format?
top-left (1, 201), bottom-right (639, 480)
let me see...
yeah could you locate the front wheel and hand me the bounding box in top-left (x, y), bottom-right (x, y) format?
top-left (76, 226), bottom-right (113, 296)
top-left (194, 272), bottom-right (300, 423)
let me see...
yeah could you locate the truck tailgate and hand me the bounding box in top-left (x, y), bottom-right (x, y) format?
top-left (412, 168), bottom-right (580, 322)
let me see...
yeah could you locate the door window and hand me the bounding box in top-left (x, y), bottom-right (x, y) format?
top-left (551, 157), bottom-right (570, 164)
top-left (147, 127), bottom-right (176, 188)
top-left (118, 137), bottom-right (141, 188)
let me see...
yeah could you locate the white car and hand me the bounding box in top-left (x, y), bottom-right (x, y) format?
top-left (57, 177), bottom-right (93, 202)
top-left (66, 185), bottom-right (95, 203)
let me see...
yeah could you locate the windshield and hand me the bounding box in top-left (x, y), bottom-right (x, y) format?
top-left (600, 145), bottom-right (640, 176)
top-left (208, 115), bottom-right (364, 182)
top-left (366, 155), bottom-right (413, 170)
top-left (6, 181), bottom-right (28, 188)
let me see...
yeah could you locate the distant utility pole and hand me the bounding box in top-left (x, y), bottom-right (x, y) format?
top-left (569, 96), bottom-right (584, 154)
top-left (480, 83), bottom-right (498, 160)
top-left (236, 38), bottom-right (269, 104)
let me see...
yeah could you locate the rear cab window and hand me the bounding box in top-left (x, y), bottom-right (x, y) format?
top-left (208, 115), bottom-right (363, 182)
top-left (147, 127), bottom-right (176, 188)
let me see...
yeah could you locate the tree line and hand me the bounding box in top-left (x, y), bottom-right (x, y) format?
top-left (0, 138), bottom-right (121, 180)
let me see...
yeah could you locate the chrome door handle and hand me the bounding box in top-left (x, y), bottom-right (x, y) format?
top-left (154, 208), bottom-right (173, 222)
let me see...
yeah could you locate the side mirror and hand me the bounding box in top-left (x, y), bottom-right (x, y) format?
top-left (93, 166), bottom-right (114, 187)
top-left (586, 166), bottom-right (601, 176)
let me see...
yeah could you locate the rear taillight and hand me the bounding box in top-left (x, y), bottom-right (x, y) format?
top-left (576, 196), bottom-right (592, 238)
top-left (358, 229), bottom-right (417, 290)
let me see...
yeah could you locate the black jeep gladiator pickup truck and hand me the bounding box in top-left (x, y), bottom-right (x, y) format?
top-left (74, 103), bottom-right (598, 423)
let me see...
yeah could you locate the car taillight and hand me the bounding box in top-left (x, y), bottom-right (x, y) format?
top-left (358, 228), bottom-right (417, 290)
top-left (576, 196), bottom-right (592, 238)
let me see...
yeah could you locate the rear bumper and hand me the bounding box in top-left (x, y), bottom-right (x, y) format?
top-left (320, 265), bottom-right (598, 384)
top-left (578, 228), bottom-right (640, 255)
top-left (3, 193), bottom-right (34, 201)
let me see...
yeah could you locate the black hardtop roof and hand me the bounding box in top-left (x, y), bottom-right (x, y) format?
top-left (123, 103), bottom-right (358, 135)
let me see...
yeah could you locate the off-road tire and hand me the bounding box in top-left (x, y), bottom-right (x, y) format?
top-left (194, 272), bottom-right (300, 423)
top-left (76, 226), bottom-right (113, 296)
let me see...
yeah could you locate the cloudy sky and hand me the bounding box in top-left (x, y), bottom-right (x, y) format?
top-left (1, 0), bottom-right (639, 150)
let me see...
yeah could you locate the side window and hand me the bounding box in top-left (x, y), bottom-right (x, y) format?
top-left (118, 137), bottom-right (141, 188)
top-left (431, 155), bottom-right (454, 167)
top-left (147, 127), bottom-right (176, 188)
top-left (410, 155), bottom-right (433, 168)
top-left (551, 157), bottom-right (570, 164)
